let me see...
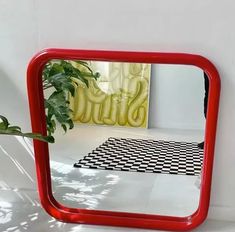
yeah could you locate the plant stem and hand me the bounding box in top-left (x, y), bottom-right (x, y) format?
top-left (43, 84), bottom-right (53, 90)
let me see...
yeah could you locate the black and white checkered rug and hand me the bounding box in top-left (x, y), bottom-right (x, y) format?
top-left (74, 137), bottom-right (204, 176)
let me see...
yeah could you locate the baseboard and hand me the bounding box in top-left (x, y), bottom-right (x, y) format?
top-left (208, 205), bottom-right (235, 222)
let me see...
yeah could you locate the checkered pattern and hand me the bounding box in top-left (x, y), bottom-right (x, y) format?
top-left (74, 137), bottom-right (204, 176)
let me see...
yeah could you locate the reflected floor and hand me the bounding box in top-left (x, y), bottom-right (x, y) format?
top-left (1, 127), bottom-right (234, 232)
top-left (49, 125), bottom-right (204, 217)
top-left (0, 196), bottom-right (234, 232)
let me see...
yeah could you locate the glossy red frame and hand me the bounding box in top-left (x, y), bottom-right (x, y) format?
top-left (27, 49), bottom-right (220, 231)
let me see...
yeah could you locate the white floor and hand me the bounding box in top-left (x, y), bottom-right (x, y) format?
top-left (49, 125), bottom-right (203, 217)
top-left (49, 124), bottom-right (205, 165)
top-left (52, 164), bottom-right (200, 216)
top-left (1, 126), bottom-right (235, 231)
top-left (1, 188), bottom-right (235, 232)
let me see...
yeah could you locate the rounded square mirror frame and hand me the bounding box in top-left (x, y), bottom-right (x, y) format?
top-left (27, 49), bottom-right (220, 231)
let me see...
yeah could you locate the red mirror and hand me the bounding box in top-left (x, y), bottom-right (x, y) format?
top-left (27, 49), bottom-right (220, 231)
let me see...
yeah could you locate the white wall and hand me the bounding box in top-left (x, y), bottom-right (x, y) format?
top-left (1, 0), bottom-right (235, 222)
top-left (0, 0), bottom-right (38, 130)
top-left (150, 64), bottom-right (205, 130)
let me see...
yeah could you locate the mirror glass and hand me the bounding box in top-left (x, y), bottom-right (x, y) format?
top-left (43, 59), bottom-right (207, 217)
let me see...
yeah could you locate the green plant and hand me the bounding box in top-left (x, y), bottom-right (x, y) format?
top-left (43, 60), bottom-right (99, 136)
top-left (1, 60), bottom-right (99, 143)
top-left (0, 115), bottom-right (54, 143)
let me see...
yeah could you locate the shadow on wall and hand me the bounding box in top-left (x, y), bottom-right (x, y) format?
top-left (0, 70), bottom-right (37, 191)
top-left (0, 69), bottom-right (30, 130)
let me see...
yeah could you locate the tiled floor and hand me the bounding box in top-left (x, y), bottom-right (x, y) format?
top-left (49, 125), bottom-right (205, 165)
top-left (74, 137), bottom-right (204, 175)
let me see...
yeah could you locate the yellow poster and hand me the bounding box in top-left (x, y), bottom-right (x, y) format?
top-left (70, 61), bottom-right (151, 128)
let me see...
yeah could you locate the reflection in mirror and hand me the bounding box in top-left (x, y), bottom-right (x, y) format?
top-left (43, 60), bottom-right (206, 217)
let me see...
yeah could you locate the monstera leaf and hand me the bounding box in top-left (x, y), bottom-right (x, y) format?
top-left (0, 60), bottom-right (99, 144)
top-left (42, 60), bottom-right (100, 93)
top-left (45, 91), bottom-right (74, 135)
top-left (42, 60), bottom-right (99, 138)
top-left (0, 115), bottom-right (54, 143)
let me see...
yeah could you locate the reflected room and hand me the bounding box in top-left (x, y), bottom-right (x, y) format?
top-left (42, 59), bottom-right (207, 217)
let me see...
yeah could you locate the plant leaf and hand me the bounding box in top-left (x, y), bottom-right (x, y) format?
top-left (7, 126), bottom-right (22, 132)
top-left (0, 115), bottom-right (9, 130)
top-left (23, 133), bottom-right (55, 143)
top-left (61, 124), bottom-right (67, 133)
top-left (49, 63), bottom-right (64, 77)
top-left (42, 59), bottom-right (99, 137)
top-left (0, 115), bottom-right (54, 143)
